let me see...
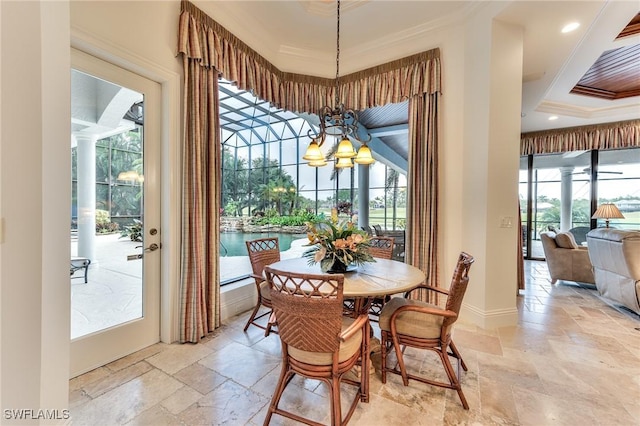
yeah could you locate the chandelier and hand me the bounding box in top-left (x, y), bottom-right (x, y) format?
top-left (303, 0), bottom-right (374, 168)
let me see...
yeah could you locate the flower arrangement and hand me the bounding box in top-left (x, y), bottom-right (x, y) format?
top-left (303, 209), bottom-right (375, 273)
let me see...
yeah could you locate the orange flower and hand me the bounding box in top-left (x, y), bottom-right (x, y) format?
top-left (334, 238), bottom-right (348, 249)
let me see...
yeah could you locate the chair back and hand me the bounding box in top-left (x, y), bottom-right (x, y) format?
top-left (264, 267), bottom-right (344, 353)
top-left (361, 225), bottom-right (374, 236)
top-left (368, 236), bottom-right (395, 260)
top-left (443, 252), bottom-right (475, 329)
top-left (372, 224), bottom-right (383, 236)
top-left (245, 237), bottom-right (280, 282)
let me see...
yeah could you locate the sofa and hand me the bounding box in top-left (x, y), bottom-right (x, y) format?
top-left (540, 231), bottom-right (595, 285)
top-left (586, 228), bottom-right (640, 314)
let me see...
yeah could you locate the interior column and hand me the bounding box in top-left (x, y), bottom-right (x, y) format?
top-left (560, 167), bottom-right (574, 231)
top-left (459, 13), bottom-right (523, 329)
top-left (357, 163), bottom-right (370, 229)
top-left (75, 133), bottom-right (97, 263)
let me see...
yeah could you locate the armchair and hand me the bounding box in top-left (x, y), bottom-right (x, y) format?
top-left (263, 267), bottom-right (369, 425)
top-left (586, 228), bottom-right (640, 314)
top-left (539, 231), bottom-right (595, 285)
top-left (379, 252), bottom-right (475, 409)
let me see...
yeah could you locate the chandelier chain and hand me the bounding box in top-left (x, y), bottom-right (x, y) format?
top-left (335, 0), bottom-right (341, 107)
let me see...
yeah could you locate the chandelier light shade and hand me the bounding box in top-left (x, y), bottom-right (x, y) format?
top-left (335, 137), bottom-right (357, 158)
top-left (354, 144), bottom-right (375, 165)
top-left (591, 203), bottom-right (625, 228)
top-left (308, 158), bottom-right (328, 167)
top-left (304, 0), bottom-right (374, 168)
top-left (335, 157), bottom-right (354, 168)
top-left (302, 140), bottom-right (324, 161)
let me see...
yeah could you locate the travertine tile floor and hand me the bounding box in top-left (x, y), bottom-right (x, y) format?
top-left (69, 261), bottom-right (640, 425)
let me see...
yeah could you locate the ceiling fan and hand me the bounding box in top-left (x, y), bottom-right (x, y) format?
top-left (572, 167), bottom-right (622, 175)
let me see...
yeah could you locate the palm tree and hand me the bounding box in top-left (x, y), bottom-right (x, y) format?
top-left (386, 169), bottom-right (400, 229)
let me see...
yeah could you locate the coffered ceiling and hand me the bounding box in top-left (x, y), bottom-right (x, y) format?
top-left (571, 13), bottom-right (640, 100)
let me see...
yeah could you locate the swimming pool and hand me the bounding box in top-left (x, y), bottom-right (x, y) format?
top-left (219, 232), bottom-right (307, 256)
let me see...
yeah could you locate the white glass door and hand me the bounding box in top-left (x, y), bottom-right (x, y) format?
top-left (70, 49), bottom-right (161, 377)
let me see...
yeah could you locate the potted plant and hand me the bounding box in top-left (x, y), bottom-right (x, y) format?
top-left (303, 209), bottom-right (375, 273)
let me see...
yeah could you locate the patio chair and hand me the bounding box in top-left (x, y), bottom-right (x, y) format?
top-left (263, 266), bottom-right (369, 426)
top-left (70, 257), bottom-right (91, 283)
top-left (244, 237), bottom-right (280, 336)
top-left (380, 252), bottom-right (475, 409)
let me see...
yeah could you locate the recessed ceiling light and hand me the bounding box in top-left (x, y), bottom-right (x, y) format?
top-left (562, 22), bottom-right (580, 33)
top-left (548, 116), bottom-right (559, 121)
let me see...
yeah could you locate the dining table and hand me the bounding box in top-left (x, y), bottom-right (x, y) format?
top-left (267, 257), bottom-right (425, 301)
top-left (265, 257), bottom-right (426, 402)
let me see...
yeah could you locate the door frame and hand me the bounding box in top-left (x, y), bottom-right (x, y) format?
top-left (70, 30), bottom-right (182, 367)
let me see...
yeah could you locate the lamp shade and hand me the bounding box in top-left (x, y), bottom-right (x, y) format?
top-left (334, 137), bottom-right (357, 158)
top-left (303, 140), bottom-right (324, 161)
top-left (354, 144), bottom-right (375, 165)
top-left (117, 170), bottom-right (140, 181)
top-left (308, 158), bottom-right (328, 167)
top-left (335, 157), bottom-right (354, 168)
top-left (592, 203), bottom-right (625, 220)
top-left (592, 203), bottom-right (624, 227)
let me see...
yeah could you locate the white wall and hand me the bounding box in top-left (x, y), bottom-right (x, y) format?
top-left (459, 8), bottom-right (523, 328)
top-left (1, 0), bottom-right (71, 419)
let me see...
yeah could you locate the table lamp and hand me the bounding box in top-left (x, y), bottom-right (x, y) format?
top-left (591, 203), bottom-right (625, 228)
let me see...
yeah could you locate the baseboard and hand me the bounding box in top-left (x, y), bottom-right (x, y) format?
top-left (459, 303), bottom-right (518, 329)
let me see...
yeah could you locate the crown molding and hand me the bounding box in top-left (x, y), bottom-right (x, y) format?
top-left (537, 99), bottom-right (640, 119)
top-left (278, 2), bottom-right (482, 74)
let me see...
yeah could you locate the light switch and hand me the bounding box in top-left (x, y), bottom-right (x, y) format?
top-left (500, 216), bottom-right (514, 228)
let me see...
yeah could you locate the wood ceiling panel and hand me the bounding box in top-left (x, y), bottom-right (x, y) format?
top-left (571, 12), bottom-right (640, 100)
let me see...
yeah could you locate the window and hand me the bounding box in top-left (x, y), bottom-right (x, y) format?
top-left (218, 78), bottom-right (407, 283)
top-left (519, 147), bottom-right (639, 260)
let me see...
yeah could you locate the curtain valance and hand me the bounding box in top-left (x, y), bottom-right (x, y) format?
top-left (520, 119), bottom-right (640, 156)
top-left (178, 0), bottom-right (441, 113)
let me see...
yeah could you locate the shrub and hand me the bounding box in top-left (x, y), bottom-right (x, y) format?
top-left (95, 209), bottom-right (120, 234)
top-left (120, 219), bottom-right (143, 242)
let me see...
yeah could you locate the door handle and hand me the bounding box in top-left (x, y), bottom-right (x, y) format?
top-left (144, 243), bottom-right (160, 252)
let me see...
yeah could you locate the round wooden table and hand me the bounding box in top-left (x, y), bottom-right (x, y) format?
top-left (268, 257), bottom-right (426, 298)
top-left (266, 257), bottom-right (425, 403)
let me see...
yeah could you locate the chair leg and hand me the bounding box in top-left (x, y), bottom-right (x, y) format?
top-left (264, 363), bottom-right (291, 426)
top-left (83, 260), bottom-right (90, 283)
top-left (449, 340), bottom-right (467, 371)
top-left (360, 320), bottom-right (370, 402)
top-left (243, 299), bottom-right (262, 332)
top-left (391, 336), bottom-right (409, 386)
top-left (380, 332), bottom-right (388, 384)
top-left (264, 311), bottom-right (276, 337)
top-left (331, 376), bottom-right (341, 426)
top-left (439, 346), bottom-right (469, 410)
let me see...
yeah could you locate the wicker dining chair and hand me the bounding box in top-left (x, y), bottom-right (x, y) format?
top-left (379, 252), bottom-right (475, 409)
top-left (364, 236), bottom-right (395, 320)
top-left (244, 237), bottom-right (280, 336)
top-left (368, 236), bottom-right (395, 260)
top-left (263, 266), bottom-right (370, 426)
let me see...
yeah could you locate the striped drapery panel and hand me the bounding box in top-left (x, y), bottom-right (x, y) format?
top-left (520, 119), bottom-right (640, 155)
top-left (178, 55), bottom-right (221, 343)
top-left (406, 93), bottom-right (440, 303)
top-left (177, 0), bottom-right (443, 315)
top-left (517, 201), bottom-right (525, 291)
top-left (177, 0), bottom-right (441, 112)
